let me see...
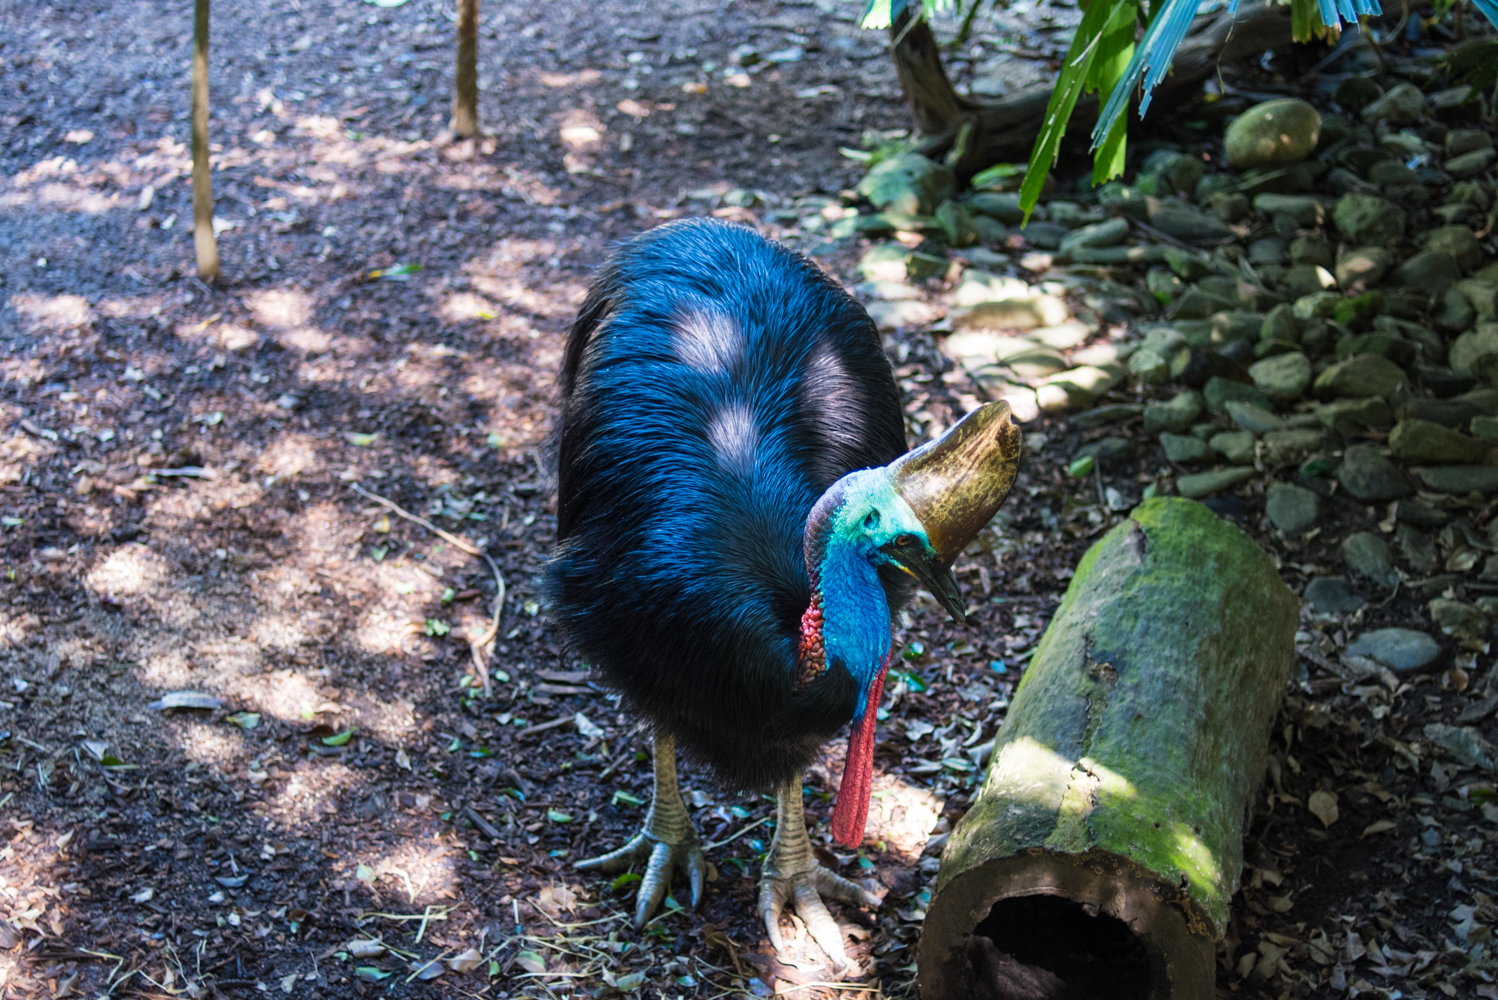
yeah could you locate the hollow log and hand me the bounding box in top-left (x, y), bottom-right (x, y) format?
top-left (917, 498), bottom-right (1296, 1000)
top-left (889, 1), bottom-right (1297, 178)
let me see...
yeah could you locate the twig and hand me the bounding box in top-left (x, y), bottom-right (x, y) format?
top-left (703, 816), bottom-right (770, 851)
top-left (462, 805), bottom-right (503, 840)
top-left (351, 483), bottom-right (506, 697)
top-left (516, 715), bottom-right (573, 739)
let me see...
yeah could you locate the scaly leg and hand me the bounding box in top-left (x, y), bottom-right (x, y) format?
top-left (575, 732), bottom-right (705, 926)
top-left (758, 775), bottom-right (881, 969)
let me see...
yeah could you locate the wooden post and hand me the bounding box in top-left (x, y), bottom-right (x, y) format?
top-left (191, 0), bottom-right (219, 282)
top-left (917, 498), bottom-right (1296, 999)
top-left (451, 0), bottom-right (480, 137)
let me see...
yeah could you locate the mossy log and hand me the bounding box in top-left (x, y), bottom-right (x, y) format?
top-left (917, 498), bottom-right (1296, 1000)
top-left (889, 1), bottom-right (1296, 178)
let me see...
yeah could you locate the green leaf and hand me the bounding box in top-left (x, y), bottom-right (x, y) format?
top-left (1020, 0), bottom-right (1137, 220)
top-left (1087, 7), bottom-right (1135, 186)
top-left (354, 967), bottom-right (391, 982)
top-left (547, 809), bottom-right (573, 824)
top-left (447, 736), bottom-right (462, 752)
top-left (322, 729), bottom-right (355, 747)
top-left (440, 588), bottom-right (455, 604)
top-left (425, 618), bottom-right (451, 637)
top-left (225, 712), bottom-right (261, 730)
top-left (611, 872), bottom-right (643, 891)
top-left (970, 162), bottom-right (1021, 188)
top-left (370, 547), bottom-right (387, 562)
top-left (611, 790), bottom-right (645, 807)
top-left (343, 432), bottom-right (379, 447)
top-left (1068, 455), bottom-right (1096, 478)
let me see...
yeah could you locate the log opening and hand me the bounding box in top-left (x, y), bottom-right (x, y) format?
top-left (968, 894), bottom-right (1153, 1000)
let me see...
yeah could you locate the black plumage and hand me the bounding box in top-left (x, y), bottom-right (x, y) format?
top-left (548, 218), bottom-right (907, 792)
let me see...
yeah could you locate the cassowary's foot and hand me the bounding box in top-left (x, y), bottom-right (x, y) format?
top-left (575, 732), bottom-right (704, 926)
top-left (758, 777), bottom-right (881, 970)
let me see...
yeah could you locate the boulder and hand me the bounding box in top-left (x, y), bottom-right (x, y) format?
top-left (1224, 99), bottom-right (1322, 170)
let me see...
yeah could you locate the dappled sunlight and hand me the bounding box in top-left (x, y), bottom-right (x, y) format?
top-left (358, 839), bottom-right (462, 907)
top-left (253, 433), bottom-right (324, 480)
top-left (177, 720), bottom-right (248, 768)
top-left (245, 287), bottom-right (314, 329)
top-left (866, 772), bottom-right (945, 861)
top-left (439, 291), bottom-right (500, 323)
top-left (0, 427), bottom-right (54, 484)
top-left (9, 293), bottom-right (94, 331)
top-left (257, 758), bottom-right (364, 825)
top-left (86, 542), bottom-right (171, 599)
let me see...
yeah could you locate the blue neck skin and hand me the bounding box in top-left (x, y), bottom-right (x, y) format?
top-left (816, 529), bottom-right (892, 724)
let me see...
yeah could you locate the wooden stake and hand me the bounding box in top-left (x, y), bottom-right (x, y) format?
top-left (191, 0), bottom-right (219, 281)
top-left (451, 0), bottom-right (480, 137)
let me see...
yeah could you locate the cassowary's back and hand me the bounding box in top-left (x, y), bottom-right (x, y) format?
top-left (549, 219), bottom-right (905, 790)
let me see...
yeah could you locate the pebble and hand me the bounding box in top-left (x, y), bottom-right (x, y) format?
top-left (1058, 217), bottom-right (1129, 253)
top-left (1413, 465), bottom-right (1498, 493)
top-left (1148, 207), bottom-right (1235, 244)
top-left (1333, 193), bottom-right (1406, 245)
top-left (1304, 577), bottom-right (1365, 614)
top-left (1389, 251), bottom-right (1461, 294)
top-left (1344, 627), bottom-right (1441, 675)
top-left (1248, 352), bottom-right (1311, 401)
top-left (1389, 419), bottom-right (1487, 464)
top-left (1336, 443), bottom-right (1412, 501)
top-left (1070, 404), bottom-right (1143, 429)
top-left (1396, 523), bottom-right (1439, 574)
top-left (1446, 149), bottom-right (1497, 179)
top-left (1176, 467), bottom-right (1256, 498)
top-left (1361, 82), bottom-right (1425, 124)
top-left (1204, 376), bottom-right (1272, 414)
top-left (1224, 99), bottom-right (1321, 170)
top-left (1073, 436), bottom-right (1135, 467)
top-left (1160, 432), bottom-right (1211, 464)
top-left (1266, 482), bottom-right (1320, 533)
top-left (1342, 531), bottom-right (1397, 585)
top-left (1225, 399), bottom-right (1286, 432)
top-left (1312, 354), bottom-right (1409, 400)
top-left (1142, 390), bottom-right (1203, 434)
top-left (1446, 129), bottom-right (1493, 159)
top-left (1426, 225), bottom-right (1483, 272)
top-left (1335, 247), bottom-right (1394, 290)
top-left (857, 152), bottom-right (955, 216)
top-left (1210, 429), bottom-right (1257, 464)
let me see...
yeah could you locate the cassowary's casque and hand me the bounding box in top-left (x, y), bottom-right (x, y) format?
top-left (548, 218), bottom-right (1019, 965)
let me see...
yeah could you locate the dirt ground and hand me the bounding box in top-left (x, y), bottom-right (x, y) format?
top-left (1, 0), bottom-right (1496, 997)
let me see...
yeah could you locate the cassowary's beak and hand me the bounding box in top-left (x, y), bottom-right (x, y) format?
top-left (889, 400), bottom-right (1022, 593)
top-left (885, 542), bottom-right (967, 623)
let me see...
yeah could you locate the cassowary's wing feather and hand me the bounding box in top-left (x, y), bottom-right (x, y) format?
top-left (549, 219), bottom-right (905, 790)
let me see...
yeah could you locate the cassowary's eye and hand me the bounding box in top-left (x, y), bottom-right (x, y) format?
top-left (895, 533), bottom-right (916, 547)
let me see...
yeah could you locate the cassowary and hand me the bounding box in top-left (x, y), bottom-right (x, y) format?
top-left (548, 218), bottom-right (1019, 965)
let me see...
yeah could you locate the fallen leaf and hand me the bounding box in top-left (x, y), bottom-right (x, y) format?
top-left (446, 948), bottom-right (483, 972)
top-left (1361, 819), bottom-right (1396, 839)
top-left (347, 939), bottom-right (386, 958)
top-left (515, 950), bottom-right (546, 975)
top-left (1308, 789), bottom-right (1339, 828)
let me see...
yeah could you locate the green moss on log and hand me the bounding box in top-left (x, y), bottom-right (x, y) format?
top-left (919, 498), bottom-right (1296, 997)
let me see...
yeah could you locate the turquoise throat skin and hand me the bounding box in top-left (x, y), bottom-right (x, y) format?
top-left (810, 468), bottom-right (930, 723)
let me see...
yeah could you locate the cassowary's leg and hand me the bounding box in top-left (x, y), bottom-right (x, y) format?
top-left (575, 732), bottom-right (705, 926)
top-left (758, 776), bottom-right (881, 969)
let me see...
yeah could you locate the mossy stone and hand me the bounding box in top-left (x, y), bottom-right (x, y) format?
top-left (1225, 99), bottom-right (1322, 170)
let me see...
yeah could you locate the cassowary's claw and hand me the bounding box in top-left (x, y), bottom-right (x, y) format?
top-left (573, 732), bottom-right (703, 926)
top-left (759, 777), bottom-right (881, 970)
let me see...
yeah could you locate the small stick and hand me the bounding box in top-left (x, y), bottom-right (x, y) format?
top-left (351, 483), bottom-right (506, 697)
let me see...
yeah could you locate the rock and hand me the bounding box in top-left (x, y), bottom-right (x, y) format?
top-left (1337, 443), bottom-right (1412, 500)
top-left (1074, 436), bottom-right (1135, 467)
top-left (1460, 279), bottom-right (1498, 322)
top-left (1449, 324), bottom-right (1498, 376)
top-left (1399, 396), bottom-right (1484, 428)
top-left (1369, 160), bottom-right (1420, 190)
top-left (1316, 397), bottom-right (1394, 436)
top-left (1438, 287), bottom-right (1477, 333)
top-left (1260, 304), bottom-right (1300, 343)
top-left (1225, 400), bottom-right (1285, 432)
top-left (1160, 432), bottom-right (1211, 464)
top-left (1426, 226), bottom-right (1483, 272)
top-left (1293, 291), bottom-right (1342, 322)
top-left (1210, 430), bottom-right (1258, 464)
top-left (1313, 354), bottom-right (1408, 400)
top-left (1069, 245), bottom-right (1169, 265)
top-left (1164, 247), bottom-right (1215, 281)
top-left (1362, 82), bottom-right (1425, 124)
top-left (1212, 311), bottom-right (1266, 344)
top-left (1071, 404), bottom-right (1143, 429)
top-left (1445, 149), bottom-right (1497, 179)
top-left (1398, 501), bottom-right (1450, 528)
top-left (1446, 129), bottom-right (1493, 158)
top-left (1248, 352), bottom-right (1312, 401)
top-left (1203, 376), bottom-right (1272, 414)
top-left (1473, 415), bottom-right (1498, 439)
top-left (1333, 193), bottom-right (1406, 245)
top-left (1304, 576), bottom-right (1366, 614)
top-left (1149, 207), bottom-right (1235, 244)
top-left (951, 294), bottom-right (1069, 331)
top-left (1172, 288), bottom-right (1237, 321)
top-left (1035, 366), bottom-right (1123, 412)
top-left (1224, 99), bottom-right (1321, 170)
top-left (1128, 348), bottom-right (1172, 385)
top-left (1389, 419), bottom-right (1488, 464)
top-left (1263, 428), bottom-right (1327, 463)
top-left (1249, 237), bottom-right (1286, 264)
top-left (1388, 250), bottom-right (1461, 294)
top-left (1335, 246), bottom-right (1394, 291)
top-left (1289, 235), bottom-right (1334, 268)
top-left (1337, 333), bottom-right (1414, 367)
top-left (1334, 77), bottom-right (1383, 112)
top-left (1345, 627), bottom-right (1441, 674)
top-left (858, 153), bottom-right (955, 216)
top-left (1266, 482), bottom-right (1320, 533)
top-left (1176, 467), bottom-right (1257, 498)
top-left (1428, 598), bottom-right (1489, 642)
top-left (1396, 523), bottom-right (1439, 574)
top-left (1142, 390), bottom-right (1203, 434)
top-left (936, 202), bottom-right (979, 247)
top-left (1412, 465), bottom-right (1498, 493)
top-left (865, 299), bottom-right (936, 331)
top-left (1139, 150), bottom-right (1205, 195)
top-left (1208, 192), bottom-right (1251, 222)
top-left (966, 192), bottom-right (1025, 225)
top-left (1255, 194), bottom-right (1329, 228)
top-left (1342, 531), bottom-right (1397, 585)
top-left (1424, 723), bottom-right (1495, 770)
top-left (1059, 217), bottom-right (1129, 253)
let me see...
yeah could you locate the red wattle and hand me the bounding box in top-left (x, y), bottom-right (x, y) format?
top-left (830, 660), bottom-right (888, 848)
